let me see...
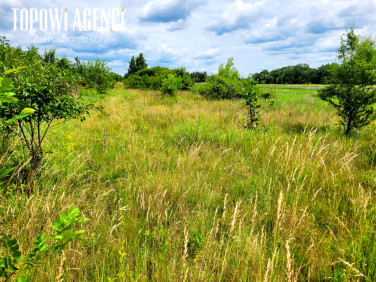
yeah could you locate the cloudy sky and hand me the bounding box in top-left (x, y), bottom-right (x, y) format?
top-left (1, 0), bottom-right (375, 76)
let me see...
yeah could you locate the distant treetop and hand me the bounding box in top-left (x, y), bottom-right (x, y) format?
top-left (125, 53), bottom-right (148, 78)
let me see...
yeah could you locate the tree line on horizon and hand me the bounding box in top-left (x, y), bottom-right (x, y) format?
top-left (253, 63), bottom-right (335, 84)
top-left (123, 54), bottom-right (334, 85)
top-left (124, 53), bottom-right (208, 84)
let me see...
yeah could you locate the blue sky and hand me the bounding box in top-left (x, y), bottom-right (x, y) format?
top-left (1, 0), bottom-right (375, 76)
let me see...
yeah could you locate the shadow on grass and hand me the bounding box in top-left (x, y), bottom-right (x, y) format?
top-left (284, 122), bottom-right (333, 135)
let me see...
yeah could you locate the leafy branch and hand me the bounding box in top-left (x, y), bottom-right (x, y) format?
top-left (0, 206), bottom-right (89, 281)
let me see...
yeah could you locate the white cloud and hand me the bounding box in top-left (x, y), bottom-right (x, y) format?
top-left (1, 0), bottom-right (21, 6)
top-left (141, 0), bottom-right (206, 23)
top-left (209, 0), bottom-right (268, 35)
top-left (1, 0), bottom-right (376, 75)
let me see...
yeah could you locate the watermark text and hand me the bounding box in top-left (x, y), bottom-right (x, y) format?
top-left (12, 8), bottom-right (126, 32)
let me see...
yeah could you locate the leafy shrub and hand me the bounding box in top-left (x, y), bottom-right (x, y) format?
top-left (244, 79), bottom-right (261, 129)
top-left (319, 28), bottom-right (376, 135)
top-left (41, 49), bottom-right (115, 95)
top-left (110, 72), bottom-right (123, 82)
top-left (83, 58), bottom-right (114, 94)
top-left (135, 67), bottom-right (168, 77)
top-left (188, 229), bottom-right (205, 259)
top-left (124, 67), bottom-right (170, 90)
top-left (0, 68), bottom-right (35, 187)
top-left (0, 206), bottom-right (88, 281)
top-left (125, 74), bottom-right (163, 90)
top-left (194, 74), bottom-right (245, 100)
top-left (6, 63), bottom-right (93, 183)
top-left (195, 58), bottom-right (246, 100)
top-left (0, 45), bottom-right (94, 186)
top-left (191, 82), bottom-right (211, 96)
top-left (190, 71), bottom-right (207, 83)
top-left (160, 74), bottom-right (182, 96)
top-left (0, 68), bottom-right (34, 127)
top-left (124, 67), bottom-right (192, 91)
top-left (205, 75), bottom-right (244, 99)
top-left (173, 67), bottom-right (193, 90)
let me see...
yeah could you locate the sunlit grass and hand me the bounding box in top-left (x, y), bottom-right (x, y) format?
top-left (2, 86), bottom-right (376, 280)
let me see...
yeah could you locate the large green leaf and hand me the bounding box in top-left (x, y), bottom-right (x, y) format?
top-left (0, 167), bottom-right (15, 181)
top-left (18, 275), bottom-right (32, 282)
top-left (20, 108), bottom-right (35, 115)
top-left (3, 108), bottom-right (35, 125)
top-left (0, 93), bottom-right (18, 103)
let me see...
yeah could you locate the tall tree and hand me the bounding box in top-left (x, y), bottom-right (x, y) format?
top-left (135, 53), bottom-right (147, 72)
top-left (125, 56), bottom-right (136, 78)
top-left (318, 28), bottom-right (376, 135)
top-left (125, 53), bottom-right (148, 78)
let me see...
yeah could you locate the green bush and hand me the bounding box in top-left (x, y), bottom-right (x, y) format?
top-left (173, 67), bottom-right (193, 90)
top-left (194, 74), bottom-right (245, 100)
top-left (83, 58), bottom-right (114, 94)
top-left (195, 58), bottom-right (246, 100)
top-left (190, 71), bottom-right (207, 83)
top-left (206, 75), bottom-right (244, 99)
top-left (0, 68), bottom-right (35, 187)
top-left (0, 41), bottom-right (93, 184)
top-left (124, 66), bottom-right (193, 91)
top-left (0, 68), bottom-right (34, 127)
top-left (124, 67), bottom-right (171, 90)
top-left (160, 74), bottom-right (182, 96)
top-left (6, 63), bottom-right (93, 182)
top-left (191, 82), bottom-right (211, 96)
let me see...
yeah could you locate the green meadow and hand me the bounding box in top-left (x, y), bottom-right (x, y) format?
top-left (2, 84), bottom-right (376, 281)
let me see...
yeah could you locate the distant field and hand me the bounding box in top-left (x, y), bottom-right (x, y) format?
top-left (260, 84), bottom-right (326, 89)
top-left (3, 85), bottom-right (376, 280)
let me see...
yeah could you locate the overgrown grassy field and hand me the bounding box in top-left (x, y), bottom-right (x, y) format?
top-left (2, 85), bottom-right (376, 281)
